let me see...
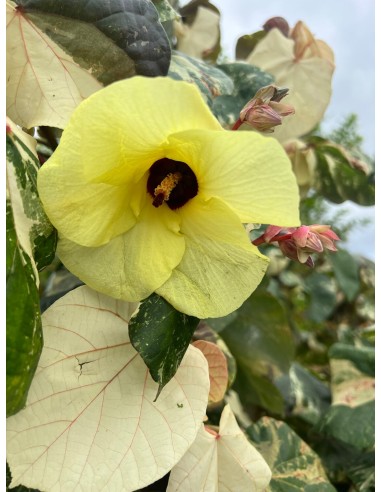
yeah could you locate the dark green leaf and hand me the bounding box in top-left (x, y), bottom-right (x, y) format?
top-left (235, 31), bottom-right (267, 60)
top-left (220, 291), bottom-right (295, 373)
top-left (346, 451), bottom-right (375, 492)
top-left (304, 273), bottom-right (337, 323)
top-left (276, 363), bottom-right (331, 425)
top-left (247, 417), bottom-right (336, 491)
top-left (317, 343), bottom-right (375, 451)
top-left (329, 343), bottom-right (375, 378)
top-left (219, 290), bottom-right (295, 413)
top-left (317, 402), bottom-right (374, 451)
top-left (17, 0), bottom-right (171, 79)
top-left (6, 203), bottom-right (42, 416)
top-left (168, 51), bottom-right (234, 107)
top-left (234, 370), bottom-right (285, 415)
top-left (212, 62), bottom-right (274, 127)
top-left (329, 249), bottom-right (360, 301)
top-left (128, 293), bottom-right (200, 398)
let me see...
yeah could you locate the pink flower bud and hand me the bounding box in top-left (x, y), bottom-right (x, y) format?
top-left (240, 104), bottom-right (282, 133)
top-left (253, 224), bottom-right (340, 267)
top-left (237, 85), bottom-right (295, 133)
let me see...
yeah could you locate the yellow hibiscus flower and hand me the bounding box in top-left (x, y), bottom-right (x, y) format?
top-left (37, 76), bottom-right (299, 318)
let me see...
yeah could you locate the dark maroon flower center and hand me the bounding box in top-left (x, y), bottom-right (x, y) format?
top-left (147, 158), bottom-right (198, 210)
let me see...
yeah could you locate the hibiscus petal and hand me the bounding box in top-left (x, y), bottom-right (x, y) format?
top-left (57, 199), bottom-right (185, 301)
top-left (38, 77), bottom-right (221, 246)
top-left (156, 197), bottom-right (269, 318)
top-left (165, 129), bottom-right (300, 226)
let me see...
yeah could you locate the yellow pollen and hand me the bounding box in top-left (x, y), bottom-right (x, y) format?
top-left (154, 172), bottom-right (182, 202)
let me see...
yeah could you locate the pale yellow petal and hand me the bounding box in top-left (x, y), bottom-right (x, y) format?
top-left (156, 197), bottom-right (269, 318)
top-left (38, 76), bottom-right (221, 246)
top-left (57, 199), bottom-right (185, 301)
top-left (59, 76), bottom-right (222, 186)
top-left (165, 129), bottom-right (300, 226)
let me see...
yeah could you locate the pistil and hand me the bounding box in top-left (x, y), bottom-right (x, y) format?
top-left (152, 172), bottom-right (182, 207)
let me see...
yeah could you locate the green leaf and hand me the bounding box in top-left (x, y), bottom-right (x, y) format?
top-left (212, 62), bottom-right (274, 127)
top-left (16, 0), bottom-right (171, 78)
top-left (304, 273), bottom-right (337, 323)
top-left (276, 363), bottom-right (331, 425)
top-left (6, 202), bottom-right (42, 417)
top-left (317, 343), bottom-right (375, 451)
top-left (6, 121), bottom-right (56, 270)
top-left (234, 371), bottom-right (285, 415)
top-left (235, 31), bottom-right (267, 60)
top-left (346, 451), bottom-right (375, 492)
top-left (247, 417), bottom-right (336, 491)
top-left (329, 343), bottom-right (375, 378)
top-left (168, 50), bottom-right (234, 107)
top-left (329, 249), bottom-right (360, 301)
top-left (310, 138), bottom-right (375, 205)
top-left (152, 0), bottom-right (180, 22)
top-left (128, 293), bottom-right (200, 398)
top-left (219, 290), bottom-right (295, 413)
top-left (318, 402), bottom-right (374, 451)
top-left (6, 121), bottom-right (54, 416)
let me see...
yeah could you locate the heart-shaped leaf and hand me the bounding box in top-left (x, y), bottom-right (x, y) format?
top-left (7, 0), bottom-right (171, 128)
top-left (7, 286), bottom-right (210, 491)
top-left (247, 417), bottom-right (336, 491)
top-left (128, 293), bottom-right (200, 399)
top-left (246, 26), bottom-right (334, 141)
top-left (6, 118), bottom-right (55, 416)
top-left (167, 405), bottom-right (271, 491)
top-left (176, 1), bottom-right (221, 62)
top-left (192, 340), bottom-right (228, 403)
top-left (168, 51), bottom-right (234, 108)
top-left (6, 118), bottom-right (56, 271)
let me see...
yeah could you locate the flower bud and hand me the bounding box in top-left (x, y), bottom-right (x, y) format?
top-left (253, 224), bottom-right (340, 267)
top-left (263, 17), bottom-right (290, 37)
top-left (238, 84), bottom-right (295, 133)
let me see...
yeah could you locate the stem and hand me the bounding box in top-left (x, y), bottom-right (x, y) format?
top-left (252, 232), bottom-right (293, 246)
top-left (231, 119), bottom-right (243, 131)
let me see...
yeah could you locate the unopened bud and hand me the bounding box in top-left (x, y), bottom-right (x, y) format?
top-left (240, 103), bottom-right (282, 133)
top-left (263, 17), bottom-right (290, 37)
top-left (237, 84), bottom-right (295, 133)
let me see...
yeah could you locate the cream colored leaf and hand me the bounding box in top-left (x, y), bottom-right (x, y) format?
top-left (193, 340), bottom-right (228, 403)
top-left (283, 138), bottom-right (316, 197)
top-left (7, 286), bottom-right (210, 491)
top-left (176, 6), bottom-right (220, 59)
top-left (6, 1), bottom-right (102, 129)
top-left (167, 404), bottom-right (271, 491)
top-left (6, 117), bottom-right (41, 282)
top-left (247, 27), bottom-right (334, 142)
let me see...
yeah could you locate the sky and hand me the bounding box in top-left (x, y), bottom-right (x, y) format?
top-left (187, 0), bottom-right (376, 260)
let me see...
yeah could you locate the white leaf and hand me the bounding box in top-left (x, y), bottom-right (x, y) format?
top-left (6, 1), bottom-right (102, 129)
top-left (176, 6), bottom-right (220, 60)
top-left (167, 404), bottom-right (271, 491)
top-left (247, 27), bottom-right (334, 142)
top-left (7, 286), bottom-right (210, 491)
